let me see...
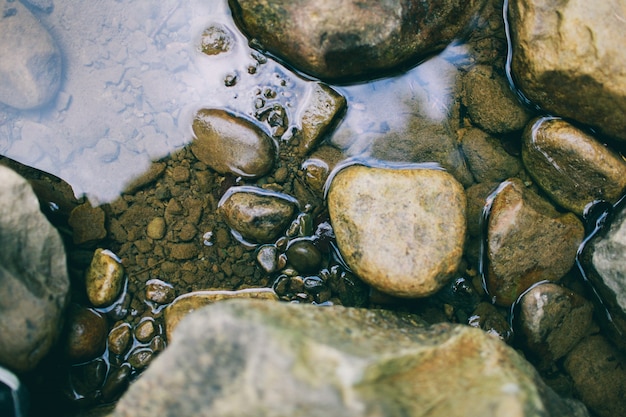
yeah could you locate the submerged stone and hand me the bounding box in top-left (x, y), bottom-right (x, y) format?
top-left (485, 179), bottom-right (584, 306)
top-left (112, 299), bottom-right (589, 417)
top-left (521, 117), bottom-right (626, 215)
top-left (508, 0), bottom-right (626, 142)
top-left (191, 109), bottom-right (276, 178)
top-left (228, 0), bottom-right (486, 81)
top-left (327, 165), bottom-right (466, 298)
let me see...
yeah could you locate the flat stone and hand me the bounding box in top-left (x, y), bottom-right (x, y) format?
top-left (0, 0), bottom-right (62, 109)
top-left (218, 186), bottom-right (297, 243)
top-left (112, 299), bottom-right (589, 417)
top-left (85, 248), bottom-right (125, 308)
top-left (298, 83), bottom-right (346, 155)
top-left (0, 166), bottom-right (69, 372)
top-left (514, 282), bottom-right (594, 370)
top-left (327, 165), bottom-right (466, 298)
top-left (229, 0), bottom-right (487, 81)
top-left (521, 117), bottom-right (626, 215)
top-left (163, 289), bottom-right (278, 341)
top-left (485, 178), bottom-right (584, 306)
top-left (191, 108), bottom-right (276, 178)
top-left (508, 0), bottom-right (626, 142)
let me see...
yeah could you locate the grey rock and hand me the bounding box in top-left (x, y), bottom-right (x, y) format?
top-left (112, 299), bottom-right (589, 417)
top-left (522, 117), bottom-right (626, 215)
top-left (485, 178), bottom-right (584, 306)
top-left (228, 0), bottom-right (486, 81)
top-left (0, 0), bottom-right (62, 109)
top-left (508, 0), bottom-right (626, 142)
top-left (327, 164), bottom-right (466, 298)
top-left (218, 186), bottom-right (297, 243)
top-left (191, 109), bottom-right (277, 179)
top-left (0, 165), bottom-right (69, 372)
top-left (298, 83), bottom-right (346, 156)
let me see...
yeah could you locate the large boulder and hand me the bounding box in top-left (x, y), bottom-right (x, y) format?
top-left (0, 165), bottom-right (70, 372)
top-left (228, 0), bottom-right (487, 82)
top-left (508, 0), bottom-right (626, 142)
top-left (111, 299), bottom-right (589, 417)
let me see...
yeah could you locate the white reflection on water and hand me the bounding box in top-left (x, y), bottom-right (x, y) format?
top-left (0, 0), bottom-right (468, 203)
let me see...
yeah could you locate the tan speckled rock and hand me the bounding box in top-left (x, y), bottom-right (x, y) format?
top-left (327, 165), bottom-right (466, 298)
top-left (85, 248), bottom-right (125, 307)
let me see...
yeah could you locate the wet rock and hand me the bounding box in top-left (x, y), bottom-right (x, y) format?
top-left (514, 283), bottom-right (594, 369)
top-left (461, 127), bottom-right (522, 183)
top-left (564, 335), bottom-right (626, 417)
top-left (146, 217), bottom-right (166, 240)
top-left (199, 24), bottom-right (234, 56)
top-left (465, 181), bottom-right (499, 237)
top-left (302, 145), bottom-right (345, 196)
top-left (112, 299), bottom-right (589, 417)
top-left (85, 248), bottom-right (125, 308)
top-left (580, 200), bottom-right (626, 350)
top-left (134, 318), bottom-right (157, 343)
top-left (468, 302), bottom-right (513, 343)
top-left (285, 239), bottom-right (322, 273)
top-left (462, 65), bottom-right (532, 134)
top-left (102, 364), bottom-right (132, 402)
top-left (164, 289), bottom-right (278, 341)
top-left (256, 245), bottom-right (279, 274)
top-left (218, 186), bottom-right (297, 243)
top-left (508, 0), bottom-right (626, 142)
top-left (68, 202), bottom-right (107, 245)
top-left (327, 165), bottom-right (466, 298)
top-left (0, 166), bottom-right (69, 372)
top-left (63, 305), bottom-right (108, 364)
top-left (521, 117), bottom-right (626, 215)
top-left (145, 279), bottom-right (176, 305)
top-left (229, 0), bottom-right (486, 81)
top-left (485, 179), bottom-right (584, 306)
top-left (108, 323), bottom-right (132, 357)
top-left (0, 0), bottom-right (62, 109)
top-left (127, 348), bottom-right (154, 370)
top-left (191, 108), bottom-right (276, 178)
top-left (298, 83), bottom-right (346, 155)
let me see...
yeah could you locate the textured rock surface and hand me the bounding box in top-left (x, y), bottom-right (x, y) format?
top-left (461, 127), bottom-right (522, 183)
top-left (508, 0), bottom-right (626, 142)
top-left (522, 117), bottom-right (626, 215)
top-left (0, 165), bottom-right (69, 372)
top-left (85, 248), bottom-right (126, 308)
top-left (0, 0), bottom-right (62, 109)
top-left (328, 165), bottom-right (466, 298)
top-left (191, 109), bottom-right (277, 178)
top-left (485, 178), bottom-right (584, 306)
top-left (298, 83), bottom-right (346, 155)
top-left (112, 299), bottom-right (589, 417)
top-left (228, 0), bottom-right (486, 81)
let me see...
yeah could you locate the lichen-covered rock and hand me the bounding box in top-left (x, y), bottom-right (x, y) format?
top-left (485, 178), bottom-right (584, 306)
top-left (327, 164), bottom-right (466, 298)
top-left (508, 0), bottom-right (626, 142)
top-left (191, 108), bottom-right (276, 178)
top-left (228, 0), bottom-right (487, 81)
top-left (522, 117), bottom-right (626, 215)
top-left (0, 165), bottom-right (70, 372)
top-left (112, 299), bottom-right (589, 417)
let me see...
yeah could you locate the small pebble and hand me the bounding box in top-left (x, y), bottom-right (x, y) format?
top-left (135, 318), bottom-right (157, 343)
top-left (128, 347), bottom-right (154, 370)
top-left (64, 304), bottom-right (108, 364)
top-left (146, 217), bottom-right (166, 240)
top-left (171, 166), bottom-right (190, 183)
top-left (286, 239), bottom-right (322, 273)
top-left (108, 322), bottom-right (132, 356)
top-left (256, 245), bottom-right (279, 273)
top-left (101, 364), bottom-right (131, 401)
top-left (145, 279), bottom-right (176, 305)
top-left (85, 248), bottom-right (125, 308)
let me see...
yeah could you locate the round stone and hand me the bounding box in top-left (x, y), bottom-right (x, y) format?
top-left (327, 165), bottom-right (466, 298)
top-left (146, 217), bottom-right (166, 240)
top-left (145, 279), bottom-right (176, 305)
top-left (135, 318), bottom-right (157, 343)
top-left (286, 239), bottom-right (322, 273)
top-left (256, 245), bottom-right (279, 273)
top-left (85, 248), bottom-right (125, 308)
top-left (191, 108), bottom-right (276, 178)
top-left (108, 322), bottom-right (132, 356)
top-left (64, 304), bottom-right (108, 364)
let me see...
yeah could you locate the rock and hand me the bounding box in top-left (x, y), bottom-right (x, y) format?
top-left (191, 108), bottom-right (277, 178)
top-left (229, 0), bottom-right (486, 81)
top-left (134, 318), bottom-right (157, 343)
top-left (521, 117), bottom-right (626, 215)
top-left (485, 178), bottom-right (584, 306)
top-left (164, 289), bottom-right (278, 341)
top-left (327, 165), bottom-right (466, 298)
top-left (462, 65), bottom-right (533, 134)
top-left (285, 238), bottom-right (322, 273)
top-left (198, 23), bottom-right (235, 56)
top-left (302, 145), bottom-right (345, 196)
top-left (102, 364), bottom-right (132, 402)
top-left (465, 181), bottom-right (499, 237)
top-left (514, 282), bottom-right (594, 370)
top-left (0, 166), bottom-right (69, 372)
top-left (255, 245), bottom-right (280, 274)
top-left (108, 323), bottom-right (132, 357)
top-left (508, 0), bottom-right (626, 142)
top-left (146, 217), bottom-right (166, 240)
top-left (579, 199), bottom-right (626, 350)
top-left (218, 186), bottom-right (297, 243)
top-left (169, 243), bottom-right (199, 260)
top-left (85, 248), bottom-right (126, 308)
top-left (461, 127), bottom-right (522, 183)
top-left (468, 302), bottom-right (513, 343)
top-left (564, 335), bottom-right (626, 417)
top-left (112, 299), bottom-right (589, 417)
top-left (0, 0), bottom-right (62, 109)
top-left (298, 83), bottom-right (346, 155)
top-left (144, 279), bottom-right (176, 305)
top-left (63, 304), bottom-right (108, 364)
top-left (68, 202), bottom-right (107, 245)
